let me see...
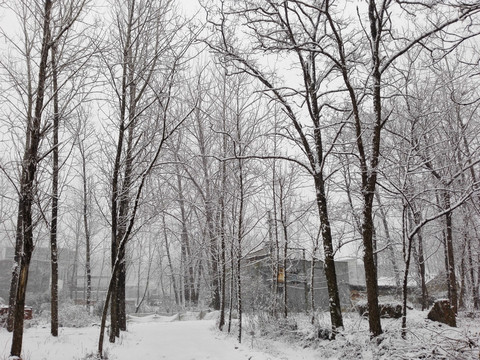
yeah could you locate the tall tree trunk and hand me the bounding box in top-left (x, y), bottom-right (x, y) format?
top-left (467, 227), bottom-right (478, 309)
top-left (109, 0), bottom-right (134, 342)
top-left (272, 171), bottom-right (280, 317)
top-left (310, 253), bottom-right (316, 324)
top-left (114, 24), bottom-right (139, 331)
top-left (81, 143), bottom-right (92, 310)
top-left (401, 231), bottom-right (415, 338)
top-left (313, 174), bottom-right (344, 334)
top-left (176, 164), bottom-right (197, 306)
top-left (135, 241), bottom-right (152, 313)
top-left (459, 250), bottom-right (466, 310)
top-left (218, 70), bottom-right (228, 330)
top-left (444, 192), bottom-right (458, 313)
top-left (228, 201), bottom-right (236, 334)
top-left (194, 106), bottom-right (220, 310)
top-left (218, 134), bottom-right (227, 330)
top-left (49, 42), bottom-right (60, 337)
top-left (361, 190), bottom-right (382, 337)
top-left (415, 215), bottom-right (428, 310)
top-left (11, 1), bottom-right (53, 356)
top-left (7, 204), bottom-right (23, 332)
top-left (375, 190), bottom-right (401, 289)
top-left (236, 157), bottom-right (244, 344)
top-left (162, 213), bottom-right (179, 306)
top-left (408, 206), bottom-right (428, 310)
top-left (70, 223), bottom-right (80, 302)
top-left (279, 182), bottom-right (288, 318)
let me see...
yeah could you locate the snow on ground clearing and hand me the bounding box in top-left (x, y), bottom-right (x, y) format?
top-left (0, 316), bottom-right (314, 360)
top-left (0, 310), bottom-right (479, 359)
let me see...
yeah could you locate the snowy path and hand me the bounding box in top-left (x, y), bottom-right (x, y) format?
top-left (0, 319), bottom-right (318, 359)
top-left (110, 320), bottom-right (283, 360)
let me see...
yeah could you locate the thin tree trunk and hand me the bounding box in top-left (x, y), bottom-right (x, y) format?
top-left (310, 254), bottom-right (316, 324)
top-left (7, 204), bottom-right (23, 332)
top-left (135, 242), bottom-right (152, 313)
top-left (467, 227), bottom-right (478, 309)
top-left (279, 185), bottom-right (288, 318)
top-left (270, 164), bottom-right (281, 318)
top-left (408, 205), bottom-right (428, 310)
top-left (49, 42), bottom-right (60, 337)
top-left (228, 211), bottom-right (235, 334)
top-left (81, 144), bottom-right (92, 310)
top-left (415, 214), bottom-right (428, 310)
top-left (218, 140), bottom-right (227, 330)
top-left (162, 213), bottom-right (179, 305)
top-left (70, 220), bottom-right (81, 302)
top-left (459, 250), bottom-right (466, 310)
top-left (176, 164), bottom-right (197, 305)
top-left (375, 190), bottom-right (401, 289)
top-left (401, 232), bottom-right (415, 338)
top-left (218, 69), bottom-right (228, 331)
top-left (194, 105), bottom-right (220, 310)
top-left (444, 192), bottom-right (458, 313)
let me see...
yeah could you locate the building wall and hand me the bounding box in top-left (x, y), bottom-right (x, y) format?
top-left (0, 246), bottom-right (76, 304)
top-left (242, 258), bottom-right (351, 313)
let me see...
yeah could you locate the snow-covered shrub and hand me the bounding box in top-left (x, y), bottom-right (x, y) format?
top-left (57, 301), bottom-right (99, 327)
top-left (34, 299), bottom-right (99, 327)
top-left (81, 350), bottom-right (108, 360)
top-left (92, 300), bottom-right (105, 318)
top-left (356, 301), bottom-right (403, 319)
top-left (244, 311), bottom-right (299, 339)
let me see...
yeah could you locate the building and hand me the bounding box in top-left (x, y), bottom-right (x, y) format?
top-left (0, 246), bottom-right (75, 303)
top-left (242, 246), bottom-right (351, 312)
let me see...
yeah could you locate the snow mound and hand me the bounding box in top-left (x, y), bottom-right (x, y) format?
top-left (127, 310), bottom-right (219, 323)
top-left (127, 313), bottom-right (179, 322)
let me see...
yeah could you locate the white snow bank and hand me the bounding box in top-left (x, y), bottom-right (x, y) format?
top-left (0, 309), bottom-right (479, 359)
top-left (126, 310), bottom-right (219, 323)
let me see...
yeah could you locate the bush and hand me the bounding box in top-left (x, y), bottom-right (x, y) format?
top-left (35, 299), bottom-right (100, 327)
top-left (357, 301), bottom-right (403, 319)
top-left (244, 311), bottom-right (299, 339)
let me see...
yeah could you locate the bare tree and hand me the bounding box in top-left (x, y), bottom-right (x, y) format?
top-left (207, 0), bottom-right (347, 334)
top-left (99, 0), bottom-right (197, 341)
top-left (319, 0), bottom-right (480, 336)
top-left (0, 0), bottom-right (89, 355)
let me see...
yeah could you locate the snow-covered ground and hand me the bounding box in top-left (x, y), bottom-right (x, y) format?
top-left (0, 314), bottom-right (303, 360)
top-left (0, 310), bottom-right (479, 359)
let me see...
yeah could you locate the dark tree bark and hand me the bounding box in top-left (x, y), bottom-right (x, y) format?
top-left (79, 139), bottom-right (92, 310)
top-left (49, 42), bottom-right (60, 338)
top-left (11, 1), bottom-right (53, 356)
top-left (278, 177), bottom-right (289, 318)
top-left (467, 227), bottom-right (478, 309)
top-left (444, 193), bottom-right (458, 313)
top-left (7, 204), bottom-right (23, 332)
top-left (218, 101), bottom-right (228, 330)
top-left (236, 156), bottom-right (244, 344)
top-left (227, 217), bottom-right (235, 334)
top-left (108, 0), bottom-right (134, 341)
